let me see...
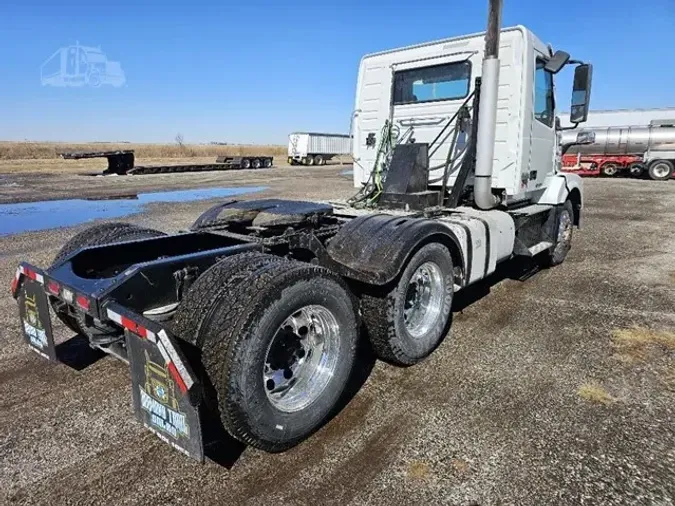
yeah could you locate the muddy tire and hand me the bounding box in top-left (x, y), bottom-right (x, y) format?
top-left (361, 243), bottom-right (454, 366)
top-left (49, 222), bottom-right (166, 337)
top-left (172, 253), bottom-right (359, 452)
top-left (542, 200), bottom-right (574, 267)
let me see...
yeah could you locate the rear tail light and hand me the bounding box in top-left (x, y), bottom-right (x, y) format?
top-left (76, 295), bottom-right (90, 311)
top-left (47, 280), bottom-right (60, 296)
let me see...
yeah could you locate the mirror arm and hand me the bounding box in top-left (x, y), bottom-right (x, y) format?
top-left (557, 122), bottom-right (580, 132)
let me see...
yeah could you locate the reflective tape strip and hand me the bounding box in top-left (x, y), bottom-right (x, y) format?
top-left (106, 308), bottom-right (123, 325)
top-left (167, 362), bottom-right (188, 394)
top-left (11, 268), bottom-right (21, 293)
top-left (145, 329), bottom-right (157, 343)
top-left (106, 308), bottom-right (190, 390)
top-left (158, 330), bottom-right (194, 390)
top-left (155, 339), bottom-right (171, 364)
top-left (106, 308), bottom-right (155, 341)
top-left (19, 266), bottom-right (44, 284)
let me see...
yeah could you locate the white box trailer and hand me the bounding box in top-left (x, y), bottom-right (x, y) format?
top-left (287, 132), bottom-right (352, 165)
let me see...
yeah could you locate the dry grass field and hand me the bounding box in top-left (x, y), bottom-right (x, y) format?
top-left (0, 141), bottom-right (286, 160)
top-left (0, 141), bottom-right (288, 175)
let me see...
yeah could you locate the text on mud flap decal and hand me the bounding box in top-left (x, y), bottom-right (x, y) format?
top-left (113, 305), bottom-right (204, 461)
top-left (19, 278), bottom-right (57, 361)
top-left (139, 351), bottom-right (190, 439)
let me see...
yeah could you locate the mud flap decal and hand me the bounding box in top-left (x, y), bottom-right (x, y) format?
top-left (126, 329), bottom-right (204, 462)
top-left (19, 279), bottom-right (57, 361)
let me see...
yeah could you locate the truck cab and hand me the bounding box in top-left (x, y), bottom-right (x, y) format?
top-left (352, 26), bottom-right (588, 207)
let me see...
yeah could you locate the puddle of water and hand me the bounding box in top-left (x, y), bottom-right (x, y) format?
top-left (0, 186), bottom-right (266, 236)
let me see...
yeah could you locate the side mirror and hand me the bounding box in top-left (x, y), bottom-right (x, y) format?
top-left (570, 64), bottom-right (593, 124)
top-left (575, 130), bottom-right (595, 145)
top-left (544, 51), bottom-right (570, 74)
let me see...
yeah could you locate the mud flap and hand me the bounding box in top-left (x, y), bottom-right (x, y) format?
top-left (19, 279), bottom-right (57, 362)
top-left (126, 329), bottom-right (204, 462)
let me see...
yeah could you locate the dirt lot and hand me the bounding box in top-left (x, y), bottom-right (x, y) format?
top-left (0, 166), bottom-right (673, 505)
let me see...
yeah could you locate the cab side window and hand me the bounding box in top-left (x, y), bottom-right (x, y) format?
top-left (534, 60), bottom-right (554, 127)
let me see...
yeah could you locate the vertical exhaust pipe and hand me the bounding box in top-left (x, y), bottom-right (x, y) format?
top-left (474, 0), bottom-right (503, 210)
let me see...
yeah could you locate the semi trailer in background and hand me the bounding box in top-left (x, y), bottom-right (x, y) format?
top-left (287, 132), bottom-right (352, 165)
top-left (561, 120), bottom-right (675, 180)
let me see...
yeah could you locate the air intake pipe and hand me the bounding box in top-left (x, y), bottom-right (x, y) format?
top-left (474, 0), bottom-right (502, 210)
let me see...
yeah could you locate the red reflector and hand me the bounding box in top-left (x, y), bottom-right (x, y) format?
top-left (47, 280), bottom-right (60, 295)
top-left (25, 268), bottom-right (37, 281)
top-left (10, 277), bottom-right (19, 294)
top-left (120, 315), bottom-right (137, 333)
top-left (168, 362), bottom-right (188, 394)
top-left (76, 295), bottom-right (90, 311)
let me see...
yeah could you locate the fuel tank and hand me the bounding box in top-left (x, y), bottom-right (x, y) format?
top-left (561, 125), bottom-right (675, 155)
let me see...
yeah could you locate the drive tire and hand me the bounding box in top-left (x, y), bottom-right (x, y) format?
top-left (49, 222), bottom-right (166, 337)
top-left (361, 243), bottom-right (453, 366)
top-left (305, 156), bottom-right (314, 166)
top-left (647, 160), bottom-right (674, 181)
top-left (172, 253), bottom-right (359, 452)
top-left (314, 155), bottom-right (324, 166)
top-left (628, 162), bottom-right (645, 177)
top-left (542, 200), bottom-right (574, 267)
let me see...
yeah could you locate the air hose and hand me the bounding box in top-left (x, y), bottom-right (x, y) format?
top-left (348, 120), bottom-right (400, 208)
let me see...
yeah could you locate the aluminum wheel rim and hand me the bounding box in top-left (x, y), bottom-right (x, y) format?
top-left (263, 305), bottom-right (341, 413)
top-left (604, 164), bottom-right (617, 176)
top-left (403, 262), bottom-right (444, 338)
top-left (652, 163), bottom-right (670, 178)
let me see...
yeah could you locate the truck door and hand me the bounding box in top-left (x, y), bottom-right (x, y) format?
top-left (528, 57), bottom-right (556, 188)
top-left (390, 58), bottom-right (473, 186)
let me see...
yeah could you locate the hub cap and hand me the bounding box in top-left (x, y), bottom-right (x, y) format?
top-left (603, 164), bottom-right (617, 176)
top-left (263, 305), bottom-right (340, 413)
top-left (652, 163), bottom-right (670, 179)
top-left (403, 262), bottom-right (444, 338)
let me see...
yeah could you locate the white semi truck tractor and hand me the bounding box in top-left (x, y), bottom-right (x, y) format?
top-left (11, 0), bottom-right (593, 462)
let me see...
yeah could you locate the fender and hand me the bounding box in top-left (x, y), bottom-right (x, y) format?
top-left (536, 173), bottom-right (583, 226)
top-left (326, 214), bottom-right (465, 286)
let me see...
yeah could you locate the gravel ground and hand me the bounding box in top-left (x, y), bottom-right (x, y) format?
top-left (0, 167), bottom-right (673, 506)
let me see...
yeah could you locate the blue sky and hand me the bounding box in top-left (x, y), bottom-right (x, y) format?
top-left (1, 0), bottom-right (674, 144)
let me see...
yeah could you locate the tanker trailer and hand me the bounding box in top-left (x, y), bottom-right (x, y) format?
top-left (561, 122), bottom-right (675, 180)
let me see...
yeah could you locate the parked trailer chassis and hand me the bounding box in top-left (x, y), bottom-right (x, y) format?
top-left (561, 153), bottom-right (675, 180)
top-left (60, 150), bottom-right (274, 175)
